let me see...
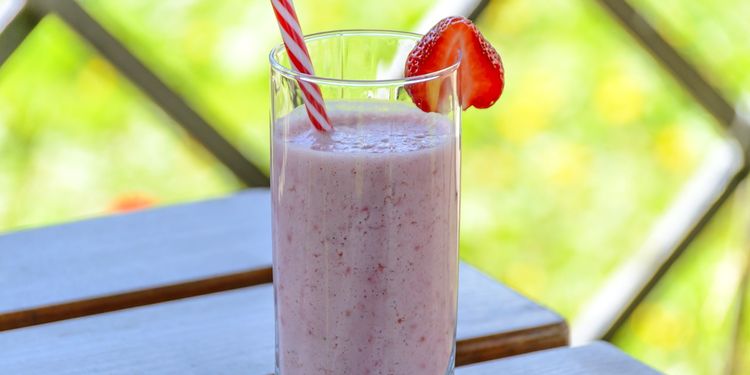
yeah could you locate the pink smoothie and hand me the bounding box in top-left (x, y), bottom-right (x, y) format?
top-left (272, 102), bottom-right (459, 375)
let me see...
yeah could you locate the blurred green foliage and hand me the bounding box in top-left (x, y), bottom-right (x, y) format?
top-left (0, 0), bottom-right (748, 373)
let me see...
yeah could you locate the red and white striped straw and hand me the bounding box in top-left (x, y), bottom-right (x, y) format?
top-left (270, 0), bottom-right (332, 132)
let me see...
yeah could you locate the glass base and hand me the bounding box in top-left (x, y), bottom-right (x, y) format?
top-left (275, 356), bottom-right (455, 375)
top-left (276, 367), bottom-right (454, 375)
top-left (274, 333), bottom-right (457, 374)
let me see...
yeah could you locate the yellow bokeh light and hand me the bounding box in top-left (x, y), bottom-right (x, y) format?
top-left (655, 124), bottom-right (691, 173)
top-left (539, 140), bottom-right (592, 187)
top-left (465, 147), bottom-right (518, 188)
top-left (631, 302), bottom-right (692, 350)
top-left (594, 74), bottom-right (645, 126)
top-left (183, 20), bottom-right (216, 62)
top-left (76, 57), bottom-right (118, 99)
top-left (497, 70), bottom-right (562, 143)
top-left (488, 0), bottom-right (533, 35)
top-left (506, 261), bottom-right (547, 299)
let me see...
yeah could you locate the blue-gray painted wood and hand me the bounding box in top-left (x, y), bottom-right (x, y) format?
top-left (458, 342), bottom-right (662, 374)
top-left (0, 189), bottom-right (272, 313)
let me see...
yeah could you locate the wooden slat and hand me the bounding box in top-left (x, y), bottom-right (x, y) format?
top-left (0, 190), bottom-right (566, 349)
top-left (0, 269), bottom-right (272, 331)
top-left (0, 263), bottom-right (566, 373)
top-left (0, 190), bottom-right (273, 329)
top-left (0, 287), bottom-right (276, 375)
top-left (455, 264), bottom-right (568, 364)
top-left (0, 188), bottom-right (567, 369)
top-left (457, 342), bottom-right (661, 374)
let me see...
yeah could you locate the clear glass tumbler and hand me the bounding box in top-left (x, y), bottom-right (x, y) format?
top-left (270, 30), bottom-right (460, 375)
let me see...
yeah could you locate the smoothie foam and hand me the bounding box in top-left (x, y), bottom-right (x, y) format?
top-left (272, 102), bottom-right (459, 375)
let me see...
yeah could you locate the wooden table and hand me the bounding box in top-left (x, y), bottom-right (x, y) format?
top-left (0, 189), bottom-right (658, 374)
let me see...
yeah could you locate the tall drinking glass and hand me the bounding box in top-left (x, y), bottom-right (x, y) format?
top-left (270, 30), bottom-right (460, 375)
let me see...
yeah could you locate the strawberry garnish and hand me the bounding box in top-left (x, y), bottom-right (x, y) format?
top-left (405, 16), bottom-right (504, 112)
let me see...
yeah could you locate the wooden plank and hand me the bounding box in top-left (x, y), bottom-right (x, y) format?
top-left (0, 188), bottom-right (566, 366)
top-left (457, 342), bottom-right (661, 374)
top-left (0, 287), bottom-right (276, 375)
top-left (0, 189), bottom-right (566, 354)
top-left (0, 190), bottom-right (273, 329)
top-left (0, 269), bottom-right (271, 331)
top-left (455, 264), bottom-right (567, 364)
top-left (0, 264), bottom-right (566, 373)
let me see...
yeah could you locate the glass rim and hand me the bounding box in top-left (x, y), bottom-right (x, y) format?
top-left (269, 29), bottom-right (461, 87)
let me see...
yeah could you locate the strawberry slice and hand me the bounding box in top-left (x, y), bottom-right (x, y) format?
top-left (405, 16), bottom-right (505, 112)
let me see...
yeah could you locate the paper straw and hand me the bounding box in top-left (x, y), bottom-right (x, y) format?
top-left (271, 0), bottom-right (332, 131)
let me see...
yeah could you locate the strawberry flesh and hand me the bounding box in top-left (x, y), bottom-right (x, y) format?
top-left (405, 16), bottom-right (505, 112)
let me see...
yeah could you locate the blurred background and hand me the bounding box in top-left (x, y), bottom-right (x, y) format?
top-left (1, 0), bottom-right (749, 373)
